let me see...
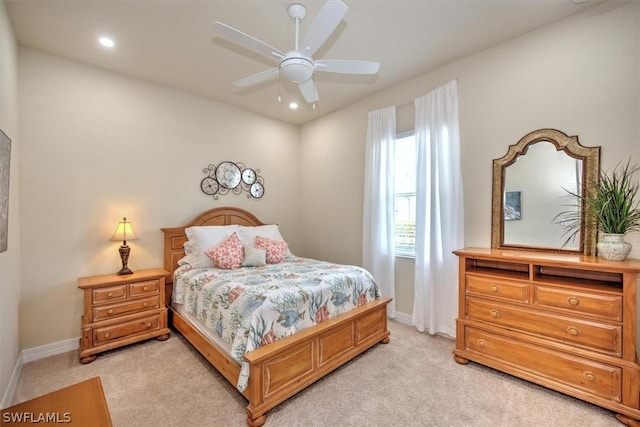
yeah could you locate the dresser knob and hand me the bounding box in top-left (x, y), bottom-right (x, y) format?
top-left (583, 371), bottom-right (596, 382)
top-left (107, 292), bottom-right (113, 297)
top-left (489, 309), bottom-right (500, 318)
top-left (567, 297), bottom-right (579, 306)
top-left (104, 332), bottom-right (111, 338)
top-left (489, 284), bottom-right (499, 292)
top-left (478, 339), bottom-right (486, 348)
top-left (143, 302), bottom-right (148, 307)
top-left (107, 309), bottom-right (114, 314)
top-left (567, 327), bottom-right (580, 336)
top-left (146, 322), bottom-right (152, 328)
top-left (143, 286), bottom-right (148, 291)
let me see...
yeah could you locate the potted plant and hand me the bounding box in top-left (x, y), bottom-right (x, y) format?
top-left (557, 159), bottom-right (640, 260)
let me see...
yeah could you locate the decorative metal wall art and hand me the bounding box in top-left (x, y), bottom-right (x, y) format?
top-left (201, 161), bottom-right (264, 199)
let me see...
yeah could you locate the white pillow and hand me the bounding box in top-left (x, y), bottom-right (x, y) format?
top-left (184, 225), bottom-right (240, 268)
top-left (238, 224), bottom-right (294, 257)
top-left (242, 246), bottom-right (267, 267)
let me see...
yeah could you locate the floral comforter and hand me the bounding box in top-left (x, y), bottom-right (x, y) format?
top-left (172, 257), bottom-right (380, 391)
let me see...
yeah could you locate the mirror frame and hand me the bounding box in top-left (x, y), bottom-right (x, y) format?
top-left (491, 128), bottom-right (601, 255)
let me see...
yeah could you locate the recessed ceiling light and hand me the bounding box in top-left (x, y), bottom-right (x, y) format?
top-left (98, 37), bottom-right (115, 48)
top-left (289, 102), bottom-right (298, 110)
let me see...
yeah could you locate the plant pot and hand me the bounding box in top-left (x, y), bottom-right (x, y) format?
top-left (596, 234), bottom-right (632, 261)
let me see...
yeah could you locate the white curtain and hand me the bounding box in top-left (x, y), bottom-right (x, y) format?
top-left (412, 80), bottom-right (464, 337)
top-left (362, 106), bottom-right (396, 317)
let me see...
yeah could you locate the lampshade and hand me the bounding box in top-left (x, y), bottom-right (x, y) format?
top-left (110, 217), bottom-right (138, 243)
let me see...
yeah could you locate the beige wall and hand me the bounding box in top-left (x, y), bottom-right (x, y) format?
top-left (10, 1), bottom-right (640, 351)
top-left (0, 0), bottom-right (20, 404)
top-left (17, 49), bottom-right (301, 348)
top-left (299, 1), bottom-right (640, 317)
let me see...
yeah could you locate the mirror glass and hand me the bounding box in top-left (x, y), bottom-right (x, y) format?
top-left (503, 141), bottom-right (581, 250)
top-left (491, 129), bottom-right (600, 255)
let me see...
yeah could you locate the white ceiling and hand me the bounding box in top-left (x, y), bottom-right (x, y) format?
top-left (5, 0), bottom-right (603, 126)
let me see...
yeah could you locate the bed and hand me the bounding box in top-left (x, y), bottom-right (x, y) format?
top-left (161, 207), bottom-right (391, 426)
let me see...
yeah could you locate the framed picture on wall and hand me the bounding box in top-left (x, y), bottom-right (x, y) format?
top-left (0, 129), bottom-right (11, 253)
top-left (504, 191), bottom-right (521, 221)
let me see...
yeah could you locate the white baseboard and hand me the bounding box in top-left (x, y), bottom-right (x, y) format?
top-left (21, 336), bottom-right (79, 364)
top-left (1, 337), bottom-right (80, 409)
top-left (392, 311), bottom-right (412, 326)
top-left (1, 354), bottom-right (23, 410)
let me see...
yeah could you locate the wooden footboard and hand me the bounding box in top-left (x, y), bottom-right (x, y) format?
top-left (170, 297), bottom-right (391, 426)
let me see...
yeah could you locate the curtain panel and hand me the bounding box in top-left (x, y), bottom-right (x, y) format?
top-left (362, 106), bottom-right (396, 318)
top-left (412, 80), bottom-right (464, 337)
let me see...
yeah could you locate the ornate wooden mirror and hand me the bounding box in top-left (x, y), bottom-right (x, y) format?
top-left (491, 129), bottom-right (600, 255)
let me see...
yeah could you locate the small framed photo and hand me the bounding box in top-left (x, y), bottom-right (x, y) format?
top-left (504, 191), bottom-right (521, 221)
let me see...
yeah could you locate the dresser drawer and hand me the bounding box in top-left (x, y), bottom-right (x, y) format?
top-left (92, 296), bottom-right (160, 322)
top-left (533, 285), bottom-right (622, 321)
top-left (466, 274), bottom-right (529, 303)
top-left (467, 297), bottom-right (621, 356)
top-left (130, 280), bottom-right (160, 297)
top-left (465, 327), bottom-right (621, 402)
top-left (93, 314), bottom-right (160, 346)
top-left (92, 285), bottom-right (127, 304)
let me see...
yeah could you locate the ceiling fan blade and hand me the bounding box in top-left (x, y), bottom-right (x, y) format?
top-left (299, 79), bottom-right (319, 103)
top-left (212, 22), bottom-right (284, 61)
top-left (315, 59), bottom-right (380, 75)
top-left (233, 67), bottom-right (279, 88)
top-left (300, 0), bottom-right (348, 57)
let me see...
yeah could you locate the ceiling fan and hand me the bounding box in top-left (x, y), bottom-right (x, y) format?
top-left (211, 0), bottom-right (380, 104)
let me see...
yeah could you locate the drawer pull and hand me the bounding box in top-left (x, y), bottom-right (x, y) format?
top-left (146, 322), bottom-right (152, 328)
top-left (143, 302), bottom-right (148, 307)
top-left (143, 286), bottom-right (149, 291)
top-left (489, 309), bottom-right (500, 318)
top-left (477, 339), bottom-right (486, 348)
top-left (107, 292), bottom-right (113, 297)
top-left (567, 297), bottom-right (580, 306)
top-left (567, 326), bottom-right (580, 336)
top-left (104, 332), bottom-right (111, 339)
top-left (489, 284), bottom-right (499, 293)
top-left (107, 309), bottom-right (114, 314)
top-left (583, 371), bottom-right (596, 382)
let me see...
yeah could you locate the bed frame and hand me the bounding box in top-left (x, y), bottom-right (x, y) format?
top-left (161, 207), bottom-right (391, 426)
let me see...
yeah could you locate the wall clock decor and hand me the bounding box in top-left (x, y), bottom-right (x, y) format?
top-left (200, 161), bottom-right (264, 199)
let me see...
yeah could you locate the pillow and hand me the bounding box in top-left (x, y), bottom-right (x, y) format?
top-left (205, 232), bottom-right (244, 269)
top-left (184, 225), bottom-right (240, 268)
top-left (242, 246), bottom-right (267, 267)
top-left (255, 236), bottom-right (288, 264)
top-left (239, 224), bottom-right (294, 257)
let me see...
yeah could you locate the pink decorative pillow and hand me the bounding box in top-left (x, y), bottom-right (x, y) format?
top-left (205, 232), bottom-right (244, 269)
top-left (255, 236), bottom-right (288, 264)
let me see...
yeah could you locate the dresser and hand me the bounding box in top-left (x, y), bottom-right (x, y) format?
top-left (453, 248), bottom-right (640, 426)
top-left (78, 268), bottom-right (170, 363)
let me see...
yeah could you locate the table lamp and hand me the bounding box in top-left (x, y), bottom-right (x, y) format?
top-left (110, 217), bottom-right (138, 275)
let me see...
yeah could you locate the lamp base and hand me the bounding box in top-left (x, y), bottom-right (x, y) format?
top-left (116, 267), bottom-right (134, 275)
top-left (117, 244), bottom-right (133, 276)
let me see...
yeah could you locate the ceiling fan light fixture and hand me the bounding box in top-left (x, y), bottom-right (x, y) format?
top-left (280, 56), bottom-right (314, 83)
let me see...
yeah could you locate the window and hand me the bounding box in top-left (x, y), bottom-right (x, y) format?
top-left (394, 132), bottom-right (416, 257)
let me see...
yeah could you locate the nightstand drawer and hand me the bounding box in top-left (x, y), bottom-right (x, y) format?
top-left (130, 280), bottom-right (159, 296)
top-left (92, 296), bottom-right (160, 321)
top-left (92, 285), bottom-right (127, 304)
top-left (93, 314), bottom-right (160, 346)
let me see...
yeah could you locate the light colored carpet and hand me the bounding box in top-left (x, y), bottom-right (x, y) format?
top-left (12, 321), bottom-right (618, 427)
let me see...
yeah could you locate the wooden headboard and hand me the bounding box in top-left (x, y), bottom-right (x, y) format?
top-left (160, 207), bottom-right (265, 284)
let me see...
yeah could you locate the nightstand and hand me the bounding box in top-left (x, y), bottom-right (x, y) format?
top-left (78, 268), bottom-right (170, 363)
